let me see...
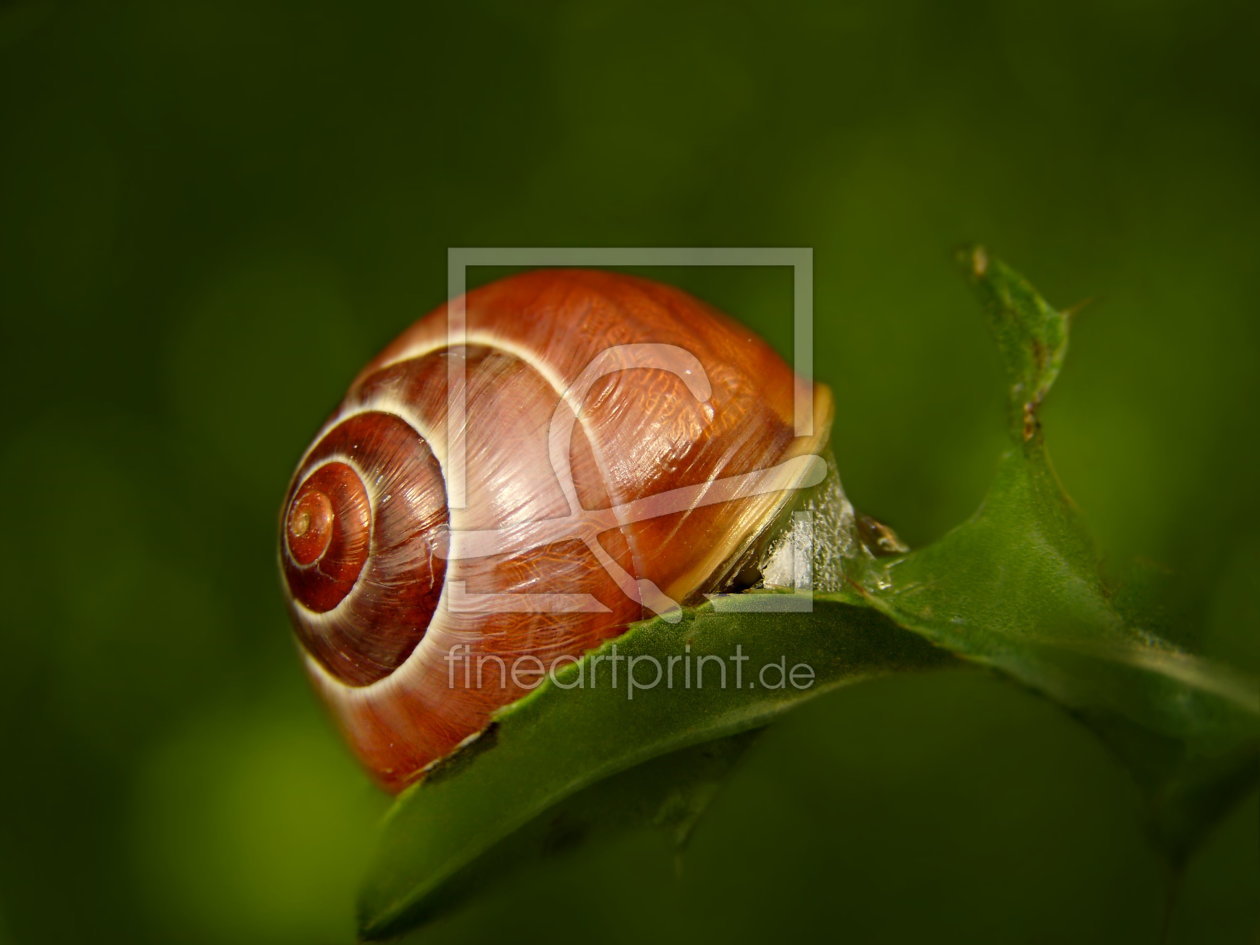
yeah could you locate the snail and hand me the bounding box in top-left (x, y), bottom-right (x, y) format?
top-left (279, 269), bottom-right (868, 792)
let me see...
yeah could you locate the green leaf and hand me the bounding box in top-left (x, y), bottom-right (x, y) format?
top-left (358, 601), bottom-right (951, 940)
top-left (843, 246), bottom-right (1260, 860)
top-left (960, 244), bottom-right (1070, 444)
top-left (359, 731), bottom-right (758, 939)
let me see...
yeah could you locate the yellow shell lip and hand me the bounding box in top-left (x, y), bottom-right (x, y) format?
top-left (665, 383), bottom-right (836, 604)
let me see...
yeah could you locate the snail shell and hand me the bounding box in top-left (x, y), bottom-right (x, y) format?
top-left (280, 269), bottom-right (834, 791)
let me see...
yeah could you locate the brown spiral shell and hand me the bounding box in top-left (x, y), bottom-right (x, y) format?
top-left (280, 269), bottom-right (833, 792)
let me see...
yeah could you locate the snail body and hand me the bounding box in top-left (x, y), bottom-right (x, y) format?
top-left (280, 269), bottom-right (842, 791)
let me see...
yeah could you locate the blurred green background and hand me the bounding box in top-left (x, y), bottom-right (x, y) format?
top-left (1, 1), bottom-right (1257, 942)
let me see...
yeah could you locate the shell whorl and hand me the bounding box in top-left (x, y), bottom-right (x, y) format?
top-left (281, 411), bottom-right (447, 685)
top-left (280, 269), bottom-right (834, 791)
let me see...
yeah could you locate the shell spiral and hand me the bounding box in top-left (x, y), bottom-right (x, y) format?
top-left (280, 269), bottom-right (834, 791)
